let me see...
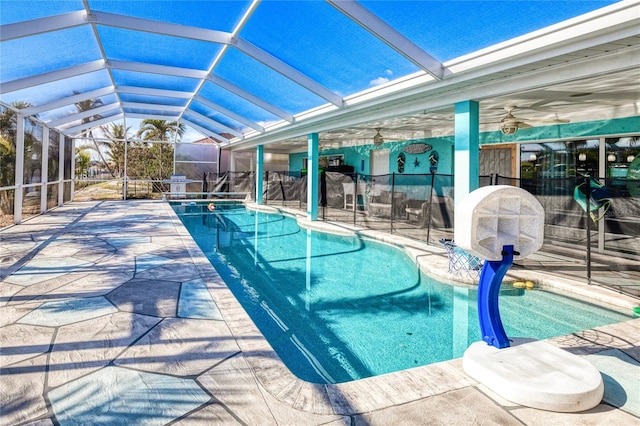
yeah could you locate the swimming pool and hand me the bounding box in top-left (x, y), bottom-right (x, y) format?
top-left (173, 202), bottom-right (629, 384)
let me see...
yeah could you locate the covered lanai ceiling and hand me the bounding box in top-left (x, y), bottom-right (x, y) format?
top-left (1, 0), bottom-right (639, 151)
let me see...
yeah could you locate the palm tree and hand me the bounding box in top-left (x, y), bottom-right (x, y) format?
top-left (74, 94), bottom-right (115, 177)
top-left (0, 101), bottom-right (32, 139)
top-left (0, 101), bottom-right (35, 215)
top-left (0, 104), bottom-right (22, 190)
top-left (134, 120), bottom-right (183, 194)
top-left (137, 119), bottom-right (185, 142)
top-left (99, 123), bottom-right (130, 177)
top-left (75, 146), bottom-right (92, 179)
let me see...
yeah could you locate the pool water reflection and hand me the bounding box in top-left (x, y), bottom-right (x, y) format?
top-left (173, 203), bottom-right (629, 384)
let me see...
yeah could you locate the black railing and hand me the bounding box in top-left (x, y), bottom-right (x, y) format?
top-left (202, 170), bottom-right (640, 297)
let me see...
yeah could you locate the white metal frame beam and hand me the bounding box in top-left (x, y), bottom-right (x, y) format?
top-left (125, 113), bottom-right (181, 123)
top-left (0, 7), bottom-right (330, 133)
top-left (327, 0), bottom-right (446, 80)
top-left (108, 60), bottom-right (208, 80)
top-left (0, 60), bottom-right (105, 94)
top-left (63, 112), bottom-right (124, 136)
top-left (1, 4), bottom-right (341, 133)
top-left (206, 74), bottom-right (294, 123)
top-left (108, 60), bottom-right (292, 130)
top-left (21, 86), bottom-right (115, 116)
top-left (226, 1), bottom-right (640, 149)
top-left (84, 2), bottom-right (126, 126)
top-left (178, 0), bottom-right (261, 130)
top-left (109, 60), bottom-right (275, 131)
top-left (13, 115), bottom-right (25, 223)
top-left (0, 10), bottom-right (88, 41)
top-left (121, 102), bottom-right (185, 113)
top-left (117, 86), bottom-right (193, 100)
top-left (180, 119), bottom-right (231, 143)
top-left (90, 11), bottom-right (232, 44)
top-left (194, 95), bottom-right (264, 132)
top-left (90, 11), bottom-right (343, 107)
top-left (232, 39), bottom-right (345, 107)
top-left (229, 43), bottom-right (639, 149)
top-left (46, 103), bottom-right (120, 127)
top-left (184, 110), bottom-right (243, 139)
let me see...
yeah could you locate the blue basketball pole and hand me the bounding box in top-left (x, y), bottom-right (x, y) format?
top-left (477, 244), bottom-right (516, 349)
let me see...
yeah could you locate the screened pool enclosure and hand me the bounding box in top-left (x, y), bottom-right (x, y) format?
top-left (1, 1), bottom-right (639, 295)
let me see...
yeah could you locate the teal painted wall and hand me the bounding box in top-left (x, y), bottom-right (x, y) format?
top-left (290, 152), bottom-right (306, 172)
top-left (289, 136), bottom-right (455, 175)
top-left (481, 116), bottom-right (640, 144)
top-left (290, 116), bottom-right (639, 174)
top-left (385, 137), bottom-right (454, 175)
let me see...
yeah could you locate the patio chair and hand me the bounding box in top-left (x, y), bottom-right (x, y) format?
top-left (368, 190), bottom-right (407, 219)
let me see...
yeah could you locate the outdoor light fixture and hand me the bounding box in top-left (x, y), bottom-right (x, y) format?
top-left (373, 128), bottom-right (384, 146)
top-left (529, 154), bottom-right (537, 161)
top-left (578, 153), bottom-right (587, 161)
top-left (607, 154), bottom-right (616, 162)
top-left (628, 155), bottom-right (636, 163)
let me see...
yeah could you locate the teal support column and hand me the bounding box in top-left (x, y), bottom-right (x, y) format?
top-left (307, 133), bottom-right (319, 220)
top-left (454, 100), bottom-right (480, 210)
top-left (256, 145), bottom-right (264, 205)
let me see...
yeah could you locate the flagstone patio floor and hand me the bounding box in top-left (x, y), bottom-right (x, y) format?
top-left (1, 200), bottom-right (639, 425)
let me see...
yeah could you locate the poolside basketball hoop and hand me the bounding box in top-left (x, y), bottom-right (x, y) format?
top-left (455, 185), bottom-right (544, 349)
top-left (456, 185), bottom-right (604, 413)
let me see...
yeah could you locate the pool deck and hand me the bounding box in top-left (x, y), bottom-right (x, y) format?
top-left (1, 199), bottom-right (639, 425)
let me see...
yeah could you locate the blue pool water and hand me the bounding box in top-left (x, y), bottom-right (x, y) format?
top-left (173, 203), bottom-right (629, 384)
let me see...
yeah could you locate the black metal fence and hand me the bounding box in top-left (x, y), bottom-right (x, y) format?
top-left (201, 170), bottom-right (640, 296)
top-left (204, 170), bottom-right (638, 255)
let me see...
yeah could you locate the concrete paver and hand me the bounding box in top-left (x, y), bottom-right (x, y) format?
top-left (1, 200), bottom-right (638, 425)
top-left (586, 349), bottom-right (640, 417)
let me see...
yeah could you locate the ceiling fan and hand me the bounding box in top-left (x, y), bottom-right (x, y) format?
top-left (499, 106), bottom-right (569, 135)
top-left (353, 128), bottom-right (387, 146)
top-left (367, 128), bottom-right (409, 145)
top-left (323, 127), bottom-right (407, 147)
